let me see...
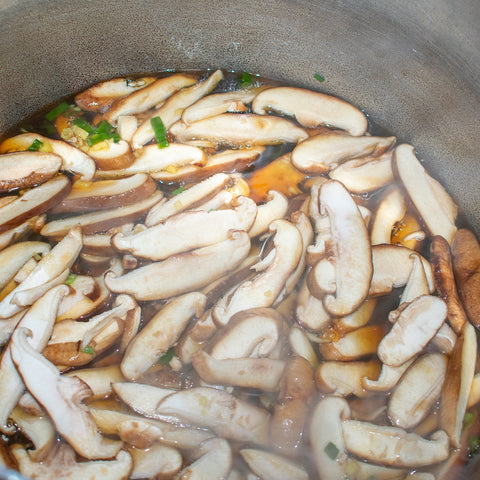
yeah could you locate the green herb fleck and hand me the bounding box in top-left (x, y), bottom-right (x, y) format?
top-left (239, 71), bottom-right (252, 87)
top-left (159, 348), bottom-right (175, 365)
top-left (45, 101), bottom-right (71, 122)
top-left (82, 345), bottom-right (94, 355)
top-left (469, 435), bottom-right (480, 455)
top-left (172, 186), bottom-right (185, 196)
top-left (33, 252), bottom-right (43, 261)
top-left (150, 116), bottom-right (169, 149)
top-left (72, 118), bottom-right (95, 135)
top-left (314, 73), bottom-right (325, 83)
top-left (324, 441), bottom-right (339, 460)
top-left (464, 411), bottom-right (475, 428)
top-left (65, 273), bottom-right (77, 285)
top-left (26, 139), bottom-right (43, 151)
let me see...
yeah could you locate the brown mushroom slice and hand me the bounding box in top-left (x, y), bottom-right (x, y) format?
top-left (329, 150), bottom-right (394, 193)
top-left (288, 326), bottom-right (320, 368)
top-left (248, 190), bottom-right (289, 238)
top-left (331, 298), bottom-right (377, 335)
top-left (145, 173), bottom-right (229, 225)
top-left (151, 147), bottom-right (265, 183)
top-left (169, 113), bottom-right (308, 147)
top-left (105, 230), bottom-right (250, 301)
top-left (468, 373), bottom-right (480, 408)
top-left (240, 448), bottom-right (309, 480)
top-left (64, 365), bottom-right (124, 399)
top-left (121, 292), bottom-right (205, 380)
top-left (0, 215), bottom-right (46, 253)
top-left (295, 275), bottom-right (331, 332)
top-left (155, 386), bottom-right (270, 444)
top-left (11, 443), bottom-right (132, 480)
top-left (362, 359), bottom-right (414, 392)
top-left (252, 86), bottom-right (368, 135)
top-left (315, 360), bottom-right (381, 397)
top-left (88, 139), bottom-right (134, 170)
top-left (177, 437), bottom-right (232, 480)
top-left (388, 353), bottom-right (448, 429)
top-left (183, 87), bottom-right (264, 125)
top-left (369, 244), bottom-right (434, 296)
top-left (131, 69), bottom-right (224, 148)
top-left (10, 327), bottom-right (123, 459)
top-left (393, 144), bottom-right (457, 244)
top-left (0, 151), bottom-right (62, 192)
top-left (103, 73), bottom-right (197, 123)
top-left (40, 190), bottom-right (163, 237)
top-left (291, 133), bottom-right (395, 174)
top-left (114, 196), bottom-right (256, 261)
top-left (129, 443), bottom-right (182, 479)
top-left (342, 421), bottom-right (449, 468)
top-left (75, 76), bottom-right (156, 112)
top-left (0, 241), bottom-right (50, 291)
top-left (378, 295), bottom-right (447, 367)
top-left (310, 396), bottom-right (351, 480)
top-left (3, 133), bottom-right (95, 181)
top-left (0, 312), bottom-right (23, 347)
top-left (308, 180), bottom-right (372, 316)
top-left (440, 321), bottom-right (477, 447)
top-left (319, 325), bottom-right (386, 361)
top-left (371, 186), bottom-right (407, 245)
top-left (212, 219), bottom-right (302, 325)
top-left (0, 174), bottom-right (71, 235)
top-left (191, 350), bottom-right (285, 391)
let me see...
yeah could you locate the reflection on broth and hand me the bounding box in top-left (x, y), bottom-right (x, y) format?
top-left (0, 69), bottom-right (479, 479)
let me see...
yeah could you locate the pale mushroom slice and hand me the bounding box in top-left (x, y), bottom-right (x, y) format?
top-left (361, 359), bottom-right (414, 392)
top-left (121, 292), bottom-right (206, 380)
top-left (0, 174), bottom-right (71, 234)
top-left (103, 72), bottom-right (197, 123)
top-left (65, 365), bottom-right (124, 399)
top-left (295, 275), bottom-right (331, 332)
top-left (40, 190), bottom-right (163, 237)
top-left (183, 86), bottom-right (265, 125)
top-left (240, 448), bottom-right (309, 480)
top-left (248, 190), bottom-right (289, 238)
top-left (468, 373), bottom-right (480, 408)
top-left (129, 443), bottom-right (182, 479)
top-left (212, 219), bottom-right (302, 326)
top-left (2, 133), bottom-right (96, 181)
top-left (154, 386), bottom-right (271, 444)
top-left (145, 172), bottom-right (230, 226)
top-left (88, 139), bottom-right (135, 170)
top-left (378, 295), bottom-right (448, 367)
top-left (11, 443), bottom-right (132, 480)
top-left (252, 86), bottom-right (368, 135)
top-left (131, 69), bottom-right (224, 148)
top-left (0, 312), bottom-right (24, 347)
top-left (342, 421), bottom-right (449, 468)
top-left (169, 113), bottom-right (308, 147)
top-left (105, 230), bottom-right (251, 301)
top-left (288, 326), bottom-right (320, 368)
top-left (393, 144), bottom-right (458, 244)
top-left (75, 76), bottom-right (156, 112)
top-left (310, 396), bottom-right (351, 480)
top-left (0, 151), bottom-right (62, 192)
top-left (10, 327), bottom-right (123, 460)
top-left (308, 180), bottom-right (372, 316)
top-left (440, 322), bottom-right (477, 447)
top-left (291, 132), bottom-right (395, 174)
top-left (329, 149), bottom-right (394, 193)
top-left (113, 196), bottom-right (257, 261)
top-left (388, 353), bottom-right (448, 429)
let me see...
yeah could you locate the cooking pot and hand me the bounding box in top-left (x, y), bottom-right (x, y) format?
top-left (0, 0), bottom-right (479, 478)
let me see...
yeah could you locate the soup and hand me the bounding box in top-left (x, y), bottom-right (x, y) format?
top-left (0, 69), bottom-right (478, 479)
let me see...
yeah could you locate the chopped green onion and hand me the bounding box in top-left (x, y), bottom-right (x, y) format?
top-left (239, 71), bottom-right (252, 87)
top-left (81, 345), bottom-right (95, 355)
top-left (65, 273), bottom-right (77, 285)
top-left (26, 139), bottom-right (43, 151)
top-left (464, 411), bottom-right (475, 428)
top-left (469, 435), bottom-right (480, 455)
top-left (33, 252), bottom-right (43, 261)
top-left (86, 131), bottom-right (120, 147)
top-left (45, 101), bottom-right (71, 121)
top-left (72, 118), bottom-right (95, 134)
top-left (96, 120), bottom-right (115, 135)
top-left (324, 441), bottom-right (339, 460)
top-left (171, 186), bottom-right (185, 196)
top-left (150, 116), bottom-right (169, 148)
top-left (159, 348), bottom-right (175, 365)
top-left (314, 73), bottom-right (325, 83)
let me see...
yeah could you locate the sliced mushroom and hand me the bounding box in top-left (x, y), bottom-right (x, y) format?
top-left (145, 172), bottom-right (230, 225)
top-left (121, 292), bottom-right (205, 380)
top-left (10, 327), bottom-right (123, 459)
top-left (0, 174), bottom-right (71, 234)
top-left (378, 295), bottom-right (447, 367)
top-left (240, 448), bottom-right (309, 480)
top-left (129, 443), bottom-right (182, 479)
top-left (0, 312), bottom-right (24, 348)
top-left (212, 219), bottom-right (302, 325)
top-left (308, 180), bottom-right (372, 316)
top-left (40, 190), bottom-right (163, 237)
top-left (393, 144), bottom-right (457, 244)
top-left (105, 230), bottom-right (251, 301)
top-left (342, 421), bottom-right (449, 467)
top-left (288, 326), bottom-right (319, 368)
top-left (64, 365), bottom-right (124, 399)
top-left (388, 353), bottom-right (448, 429)
top-left (291, 132), bottom-right (395, 174)
top-left (0, 215), bottom-right (46, 252)
top-left (252, 86), bottom-right (368, 135)
top-left (295, 275), bottom-right (331, 332)
top-left (332, 298), bottom-right (377, 335)
top-left (170, 113), bottom-right (308, 147)
top-left (329, 150), bottom-right (394, 193)
top-left (248, 190), bottom-right (289, 238)
top-left (361, 359), bottom-right (415, 392)
top-left (103, 73), bottom-right (197, 123)
top-left (114, 196), bottom-right (257, 260)
top-left (88, 139), bottom-right (134, 170)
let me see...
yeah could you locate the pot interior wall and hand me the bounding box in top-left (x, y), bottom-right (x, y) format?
top-left (0, 0), bottom-right (479, 230)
